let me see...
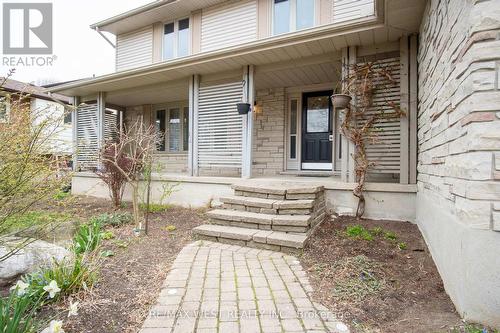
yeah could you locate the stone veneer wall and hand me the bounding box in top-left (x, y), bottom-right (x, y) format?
top-left (417, 0), bottom-right (500, 326)
top-left (252, 88), bottom-right (286, 176)
top-left (154, 154), bottom-right (188, 174)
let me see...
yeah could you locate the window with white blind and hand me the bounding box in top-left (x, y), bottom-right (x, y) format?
top-left (163, 18), bottom-right (190, 60)
top-left (155, 107), bottom-right (189, 152)
top-left (273, 0), bottom-right (314, 35)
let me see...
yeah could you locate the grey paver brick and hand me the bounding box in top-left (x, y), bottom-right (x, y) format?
top-left (139, 241), bottom-right (349, 333)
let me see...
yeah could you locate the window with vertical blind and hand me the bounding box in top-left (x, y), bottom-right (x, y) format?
top-left (155, 107), bottom-right (189, 152)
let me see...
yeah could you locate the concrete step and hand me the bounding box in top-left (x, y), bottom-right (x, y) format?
top-left (220, 195), bottom-right (315, 215)
top-left (232, 184), bottom-right (324, 200)
top-left (206, 209), bottom-right (311, 231)
top-left (193, 224), bottom-right (309, 250)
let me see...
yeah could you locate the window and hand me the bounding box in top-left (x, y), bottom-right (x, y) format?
top-left (0, 96), bottom-right (10, 122)
top-left (63, 108), bottom-right (72, 124)
top-left (163, 18), bottom-right (190, 60)
top-left (155, 107), bottom-right (189, 152)
top-left (273, 0), bottom-right (314, 35)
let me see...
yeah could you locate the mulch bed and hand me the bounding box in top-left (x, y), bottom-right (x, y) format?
top-left (40, 196), bottom-right (207, 333)
top-left (301, 216), bottom-right (463, 333)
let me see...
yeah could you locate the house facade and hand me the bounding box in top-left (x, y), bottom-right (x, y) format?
top-left (1, 79), bottom-right (73, 158)
top-left (49, 0), bottom-right (500, 327)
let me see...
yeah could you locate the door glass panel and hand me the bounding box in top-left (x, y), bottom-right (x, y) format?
top-left (169, 108), bottom-right (181, 151)
top-left (296, 0), bottom-right (314, 30)
top-left (306, 96), bottom-right (329, 133)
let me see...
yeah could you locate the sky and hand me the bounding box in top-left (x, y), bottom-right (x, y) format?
top-left (0, 0), bottom-right (152, 85)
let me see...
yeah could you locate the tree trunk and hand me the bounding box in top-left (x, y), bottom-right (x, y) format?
top-left (131, 183), bottom-right (143, 236)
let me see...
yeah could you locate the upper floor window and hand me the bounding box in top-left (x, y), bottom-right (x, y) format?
top-left (273, 0), bottom-right (314, 35)
top-left (163, 18), bottom-right (190, 60)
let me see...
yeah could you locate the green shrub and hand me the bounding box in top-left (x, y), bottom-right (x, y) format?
top-left (384, 231), bottom-right (397, 241)
top-left (346, 225), bottom-right (374, 241)
top-left (73, 219), bottom-right (102, 255)
top-left (101, 231), bottom-right (115, 240)
top-left (397, 242), bottom-right (407, 250)
top-left (92, 212), bottom-right (133, 227)
top-left (22, 255), bottom-right (97, 303)
top-left (53, 190), bottom-right (70, 201)
top-left (139, 203), bottom-right (170, 213)
top-left (0, 292), bottom-right (36, 333)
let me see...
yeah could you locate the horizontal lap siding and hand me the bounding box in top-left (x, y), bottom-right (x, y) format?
top-left (116, 27), bottom-right (153, 71)
top-left (201, 0), bottom-right (257, 52)
top-left (332, 0), bottom-right (374, 23)
top-left (198, 82), bottom-right (243, 168)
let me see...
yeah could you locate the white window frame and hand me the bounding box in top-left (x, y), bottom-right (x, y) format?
top-left (0, 94), bottom-right (11, 123)
top-left (272, 0), bottom-right (316, 35)
top-left (154, 103), bottom-right (189, 153)
top-left (162, 17), bottom-right (191, 61)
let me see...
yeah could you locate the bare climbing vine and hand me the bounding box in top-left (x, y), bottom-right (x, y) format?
top-left (338, 62), bottom-right (405, 218)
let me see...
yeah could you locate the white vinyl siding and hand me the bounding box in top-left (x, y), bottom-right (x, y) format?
top-left (116, 26), bottom-right (153, 71)
top-left (332, 0), bottom-right (374, 23)
top-left (201, 1), bottom-right (257, 52)
top-left (359, 55), bottom-right (402, 174)
top-left (197, 82), bottom-right (243, 168)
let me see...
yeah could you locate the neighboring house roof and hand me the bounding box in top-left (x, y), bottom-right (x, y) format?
top-left (1, 78), bottom-right (72, 104)
top-left (90, 0), bottom-right (227, 35)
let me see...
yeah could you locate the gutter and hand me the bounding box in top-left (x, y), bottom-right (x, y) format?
top-left (90, 0), bottom-right (178, 31)
top-left (49, 14), bottom-right (385, 94)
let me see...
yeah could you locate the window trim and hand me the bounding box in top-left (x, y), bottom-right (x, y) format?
top-left (272, 0), bottom-right (316, 35)
top-left (162, 17), bottom-right (191, 61)
top-left (154, 103), bottom-right (189, 153)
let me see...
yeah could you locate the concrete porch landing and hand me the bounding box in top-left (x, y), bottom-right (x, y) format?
top-left (139, 241), bottom-right (349, 333)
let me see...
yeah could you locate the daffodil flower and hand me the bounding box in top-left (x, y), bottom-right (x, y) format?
top-left (68, 300), bottom-right (79, 317)
top-left (43, 280), bottom-right (61, 299)
top-left (41, 320), bottom-right (65, 333)
top-left (10, 280), bottom-right (29, 296)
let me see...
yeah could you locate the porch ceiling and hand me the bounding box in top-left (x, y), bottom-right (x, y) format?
top-left (51, 0), bottom-right (425, 98)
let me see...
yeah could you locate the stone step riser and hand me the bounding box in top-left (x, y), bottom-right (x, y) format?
top-left (222, 203), bottom-right (313, 216)
top-left (208, 218), bottom-right (309, 233)
top-left (234, 190), bottom-right (322, 201)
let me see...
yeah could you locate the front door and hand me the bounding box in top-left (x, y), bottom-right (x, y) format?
top-left (301, 91), bottom-right (333, 170)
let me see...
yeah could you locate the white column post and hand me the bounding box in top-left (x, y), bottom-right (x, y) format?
top-left (400, 36), bottom-right (410, 184)
top-left (97, 92), bottom-right (106, 151)
top-left (340, 47), bottom-right (357, 183)
top-left (72, 96), bottom-right (79, 171)
top-left (189, 75), bottom-right (200, 176)
top-left (241, 65), bottom-right (255, 179)
top-left (347, 46), bottom-right (357, 183)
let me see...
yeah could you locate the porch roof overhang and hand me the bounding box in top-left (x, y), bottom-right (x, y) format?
top-left (50, 0), bottom-right (425, 99)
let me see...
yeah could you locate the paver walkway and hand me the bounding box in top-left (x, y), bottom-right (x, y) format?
top-left (140, 241), bottom-right (349, 333)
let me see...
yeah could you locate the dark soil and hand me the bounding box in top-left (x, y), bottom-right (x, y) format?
top-left (301, 216), bottom-right (463, 333)
top-left (39, 196), bottom-right (207, 333)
